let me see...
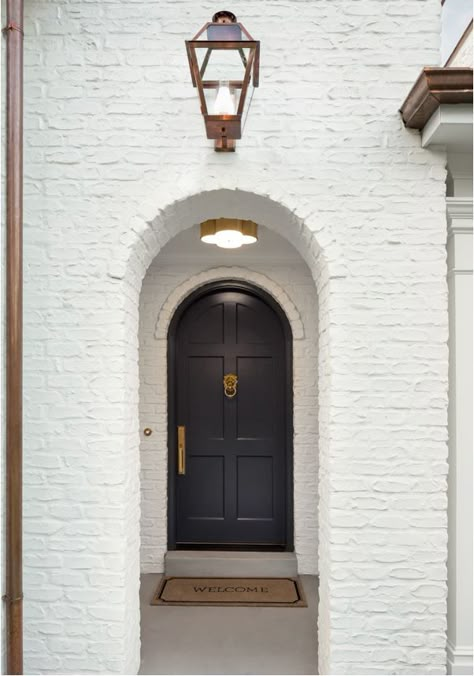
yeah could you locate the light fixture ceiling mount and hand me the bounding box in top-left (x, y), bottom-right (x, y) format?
top-left (200, 219), bottom-right (258, 248)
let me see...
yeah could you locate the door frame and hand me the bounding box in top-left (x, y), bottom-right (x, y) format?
top-left (167, 280), bottom-right (294, 551)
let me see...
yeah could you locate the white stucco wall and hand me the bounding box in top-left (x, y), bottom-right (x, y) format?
top-left (139, 228), bottom-right (319, 575)
top-left (22, 1), bottom-right (449, 674)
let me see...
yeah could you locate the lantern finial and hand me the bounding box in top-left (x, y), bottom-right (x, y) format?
top-left (212, 10), bottom-right (237, 23)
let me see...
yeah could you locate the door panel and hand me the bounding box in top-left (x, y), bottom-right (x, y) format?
top-left (236, 357), bottom-right (275, 439)
top-left (171, 287), bottom-right (291, 548)
top-left (236, 301), bottom-right (280, 344)
top-left (187, 357), bottom-right (224, 440)
top-left (185, 455), bottom-right (224, 519)
top-left (188, 303), bottom-right (224, 344)
top-left (237, 456), bottom-right (273, 519)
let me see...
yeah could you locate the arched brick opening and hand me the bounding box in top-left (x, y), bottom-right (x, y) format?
top-left (111, 188), bottom-right (334, 674)
top-left (140, 264), bottom-right (318, 577)
top-left (154, 267), bottom-right (305, 341)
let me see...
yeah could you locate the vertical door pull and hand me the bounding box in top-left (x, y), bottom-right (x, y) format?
top-left (177, 425), bottom-right (186, 475)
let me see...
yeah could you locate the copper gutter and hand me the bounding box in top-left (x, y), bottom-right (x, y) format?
top-left (400, 66), bottom-right (473, 129)
top-left (4, 0), bottom-right (24, 673)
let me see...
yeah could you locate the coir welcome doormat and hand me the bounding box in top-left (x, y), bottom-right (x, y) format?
top-left (151, 577), bottom-right (307, 607)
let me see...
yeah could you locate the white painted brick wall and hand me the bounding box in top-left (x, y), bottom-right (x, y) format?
top-left (22, 0), bottom-right (448, 673)
top-left (139, 248), bottom-right (319, 575)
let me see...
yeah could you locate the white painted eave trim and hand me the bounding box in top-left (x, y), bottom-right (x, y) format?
top-left (422, 104), bottom-right (473, 149)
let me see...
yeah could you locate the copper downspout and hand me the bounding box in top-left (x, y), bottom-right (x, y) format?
top-left (4, 0), bottom-right (24, 673)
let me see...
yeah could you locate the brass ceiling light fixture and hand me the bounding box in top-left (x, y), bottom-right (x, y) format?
top-left (200, 219), bottom-right (258, 248)
top-left (185, 11), bottom-right (260, 152)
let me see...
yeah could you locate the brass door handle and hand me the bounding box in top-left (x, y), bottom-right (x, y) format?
top-left (177, 425), bottom-right (186, 475)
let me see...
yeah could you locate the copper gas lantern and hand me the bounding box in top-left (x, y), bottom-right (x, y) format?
top-left (186, 11), bottom-right (260, 152)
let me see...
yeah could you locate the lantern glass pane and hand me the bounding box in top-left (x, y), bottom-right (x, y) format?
top-left (202, 84), bottom-right (238, 117)
top-left (196, 47), bottom-right (250, 85)
top-left (241, 79), bottom-right (255, 132)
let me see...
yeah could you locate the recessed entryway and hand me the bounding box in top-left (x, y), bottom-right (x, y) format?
top-left (138, 222), bottom-right (321, 673)
top-left (139, 223), bottom-right (319, 575)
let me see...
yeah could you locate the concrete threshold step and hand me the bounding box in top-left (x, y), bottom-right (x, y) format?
top-left (164, 550), bottom-right (298, 577)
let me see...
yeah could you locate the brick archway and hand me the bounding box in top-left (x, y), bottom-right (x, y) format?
top-left (114, 188), bottom-right (334, 674)
top-left (140, 263), bottom-right (319, 579)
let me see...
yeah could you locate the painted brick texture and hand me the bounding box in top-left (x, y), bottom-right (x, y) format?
top-left (22, 1), bottom-right (448, 674)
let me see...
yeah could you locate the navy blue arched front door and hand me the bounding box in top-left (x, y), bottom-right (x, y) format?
top-left (168, 284), bottom-right (293, 550)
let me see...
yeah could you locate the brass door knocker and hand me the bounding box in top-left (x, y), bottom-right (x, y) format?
top-left (223, 373), bottom-right (238, 398)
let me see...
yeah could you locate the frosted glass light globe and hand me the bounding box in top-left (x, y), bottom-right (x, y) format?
top-left (213, 81), bottom-right (235, 115)
top-left (214, 229), bottom-right (244, 249)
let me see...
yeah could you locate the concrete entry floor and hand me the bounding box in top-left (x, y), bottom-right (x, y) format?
top-left (139, 574), bottom-right (319, 675)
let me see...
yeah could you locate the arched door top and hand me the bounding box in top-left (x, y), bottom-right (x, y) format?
top-left (167, 282), bottom-right (294, 551)
top-left (156, 268), bottom-right (305, 342)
